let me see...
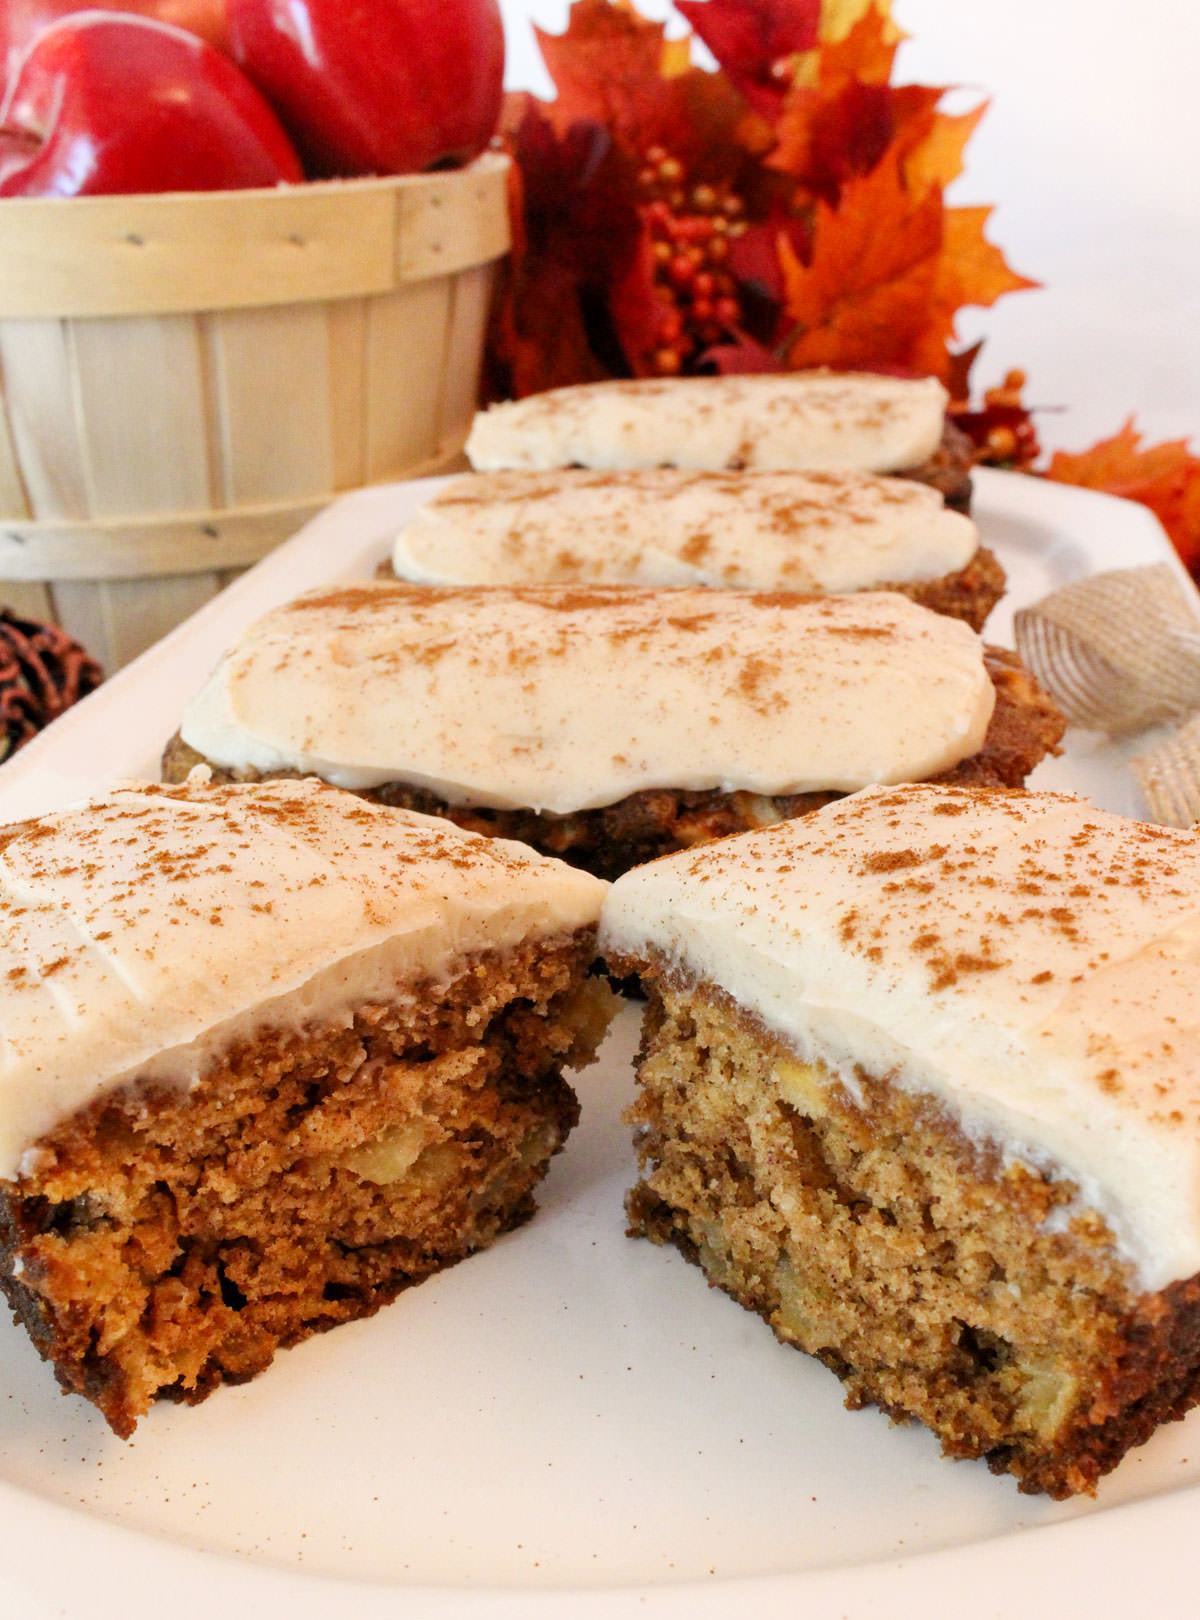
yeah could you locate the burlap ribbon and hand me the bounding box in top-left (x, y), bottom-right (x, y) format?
top-left (1013, 563), bottom-right (1200, 828)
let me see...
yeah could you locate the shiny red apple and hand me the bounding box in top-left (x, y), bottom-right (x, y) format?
top-left (0, 12), bottom-right (303, 196)
top-left (226, 0), bottom-right (505, 178)
top-left (1, 0), bottom-right (229, 88)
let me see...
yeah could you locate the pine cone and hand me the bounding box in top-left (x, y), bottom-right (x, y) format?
top-left (0, 609), bottom-right (103, 762)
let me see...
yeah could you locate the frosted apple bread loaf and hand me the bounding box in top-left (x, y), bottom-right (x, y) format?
top-left (162, 582), bottom-right (1063, 878)
top-left (391, 468), bottom-right (1002, 628)
top-left (466, 372), bottom-right (974, 509)
top-left (601, 784), bottom-right (1200, 1497)
top-left (0, 777), bottom-right (610, 1435)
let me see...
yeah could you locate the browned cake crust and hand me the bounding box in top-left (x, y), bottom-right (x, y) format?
top-left (887, 545), bottom-right (1004, 633)
top-left (0, 930), bottom-right (609, 1437)
top-left (619, 972), bottom-right (1200, 1498)
top-left (163, 645), bottom-right (1063, 882)
top-left (895, 417), bottom-right (975, 513)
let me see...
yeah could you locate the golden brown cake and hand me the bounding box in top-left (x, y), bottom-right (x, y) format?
top-left (162, 583), bottom-right (1062, 880)
top-left (600, 784), bottom-right (1200, 1497)
top-left (0, 777), bottom-right (611, 1435)
top-left (390, 468), bottom-right (1001, 628)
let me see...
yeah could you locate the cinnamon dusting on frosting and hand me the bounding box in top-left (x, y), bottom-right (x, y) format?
top-left (465, 372), bottom-right (949, 476)
top-left (393, 464), bottom-right (978, 592)
top-left (599, 783), bottom-right (1200, 1290)
top-left (0, 778), bottom-right (606, 1180)
top-left (180, 584), bottom-right (995, 814)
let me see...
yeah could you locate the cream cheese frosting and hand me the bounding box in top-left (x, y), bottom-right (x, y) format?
top-left (179, 584), bottom-right (995, 814)
top-left (392, 468), bottom-right (979, 591)
top-left (599, 783), bottom-right (1200, 1291)
top-left (0, 777), bottom-right (606, 1181)
top-left (465, 373), bottom-right (949, 474)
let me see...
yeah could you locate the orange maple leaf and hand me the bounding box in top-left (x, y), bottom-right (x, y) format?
top-left (780, 163), bottom-right (1035, 377)
top-left (812, 3), bottom-right (899, 84)
top-left (1046, 421), bottom-right (1200, 574)
top-left (778, 157), bottom-right (946, 372)
top-left (936, 206), bottom-right (1036, 306)
top-left (770, 7), bottom-right (944, 207)
top-left (902, 100), bottom-right (988, 193)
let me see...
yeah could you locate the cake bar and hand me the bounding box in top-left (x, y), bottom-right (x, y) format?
top-left (0, 777), bottom-right (610, 1435)
top-left (163, 583), bottom-right (1062, 879)
top-left (600, 784), bottom-right (1200, 1496)
top-left (466, 372), bottom-right (974, 510)
top-left (392, 468), bottom-right (1003, 630)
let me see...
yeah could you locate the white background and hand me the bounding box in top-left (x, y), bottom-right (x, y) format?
top-left (495, 0), bottom-right (1200, 456)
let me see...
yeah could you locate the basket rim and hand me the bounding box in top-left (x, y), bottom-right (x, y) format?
top-left (0, 152), bottom-right (511, 318)
top-left (0, 150), bottom-right (510, 217)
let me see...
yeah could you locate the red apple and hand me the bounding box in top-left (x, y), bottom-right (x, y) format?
top-left (0, 12), bottom-right (303, 196)
top-left (1, 0), bottom-right (230, 88)
top-left (226, 0), bottom-right (505, 178)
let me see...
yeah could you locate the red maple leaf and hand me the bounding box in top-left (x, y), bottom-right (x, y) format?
top-left (773, 77), bottom-right (942, 206)
top-left (485, 96), bottom-right (645, 400)
top-left (535, 0), bottom-right (753, 176)
top-left (675, 0), bottom-right (820, 117)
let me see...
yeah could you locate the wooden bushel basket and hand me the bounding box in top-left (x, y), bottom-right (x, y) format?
top-left (0, 152), bottom-right (510, 671)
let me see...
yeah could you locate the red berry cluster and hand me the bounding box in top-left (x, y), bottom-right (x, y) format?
top-left (637, 145), bottom-right (747, 376)
top-left (953, 370), bottom-right (1041, 471)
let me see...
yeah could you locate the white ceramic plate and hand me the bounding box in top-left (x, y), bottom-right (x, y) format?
top-left (0, 469), bottom-right (1195, 1620)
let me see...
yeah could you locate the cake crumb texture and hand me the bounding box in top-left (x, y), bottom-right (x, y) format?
top-left (1, 931), bottom-right (610, 1437)
top-left (624, 979), bottom-right (1200, 1498)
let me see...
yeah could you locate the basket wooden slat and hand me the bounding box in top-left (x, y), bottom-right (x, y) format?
top-left (0, 154), bottom-right (511, 671)
top-left (207, 302), bottom-right (337, 505)
top-left (0, 496), bottom-right (331, 580)
top-left (327, 298), bottom-right (368, 491)
top-left (363, 278), bottom-right (455, 478)
top-left (439, 263), bottom-right (495, 451)
top-left (0, 385), bottom-right (29, 520)
top-left (54, 573), bottom-right (229, 672)
top-left (0, 320), bottom-right (90, 518)
top-left (75, 314), bottom-right (213, 516)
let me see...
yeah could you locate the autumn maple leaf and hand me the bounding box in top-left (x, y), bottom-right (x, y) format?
top-left (675, 0), bottom-right (820, 117)
top-left (485, 0), bottom-right (1036, 393)
top-left (777, 156), bottom-right (945, 371)
top-left (903, 100), bottom-right (988, 194)
top-left (1046, 421), bottom-right (1200, 575)
top-left (537, 0), bottom-right (670, 142)
top-left (772, 5), bottom-right (978, 210)
top-left (778, 155), bottom-right (1035, 378)
top-left (919, 207), bottom-right (1038, 371)
top-left (484, 96), bottom-right (644, 400)
top-left (535, 0), bottom-right (752, 176)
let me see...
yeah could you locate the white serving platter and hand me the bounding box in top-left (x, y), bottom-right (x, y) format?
top-left (0, 467), bottom-right (1194, 1620)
